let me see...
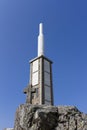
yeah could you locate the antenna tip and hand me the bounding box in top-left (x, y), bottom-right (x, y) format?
top-left (39, 23), bottom-right (43, 34)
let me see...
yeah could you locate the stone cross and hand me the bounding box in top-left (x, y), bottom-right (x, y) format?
top-left (23, 84), bottom-right (36, 103)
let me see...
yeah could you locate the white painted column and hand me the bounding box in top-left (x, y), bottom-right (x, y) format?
top-left (38, 23), bottom-right (44, 57)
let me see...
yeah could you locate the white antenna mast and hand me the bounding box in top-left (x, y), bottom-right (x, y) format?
top-left (38, 23), bottom-right (44, 57)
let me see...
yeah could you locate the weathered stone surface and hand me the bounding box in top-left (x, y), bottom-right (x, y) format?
top-left (14, 104), bottom-right (87, 130)
top-left (14, 104), bottom-right (58, 130)
top-left (56, 106), bottom-right (87, 130)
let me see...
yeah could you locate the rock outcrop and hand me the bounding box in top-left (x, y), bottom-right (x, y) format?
top-left (14, 104), bottom-right (87, 130)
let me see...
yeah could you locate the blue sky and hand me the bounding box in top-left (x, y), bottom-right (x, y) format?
top-left (0, 0), bottom-right (87, 129)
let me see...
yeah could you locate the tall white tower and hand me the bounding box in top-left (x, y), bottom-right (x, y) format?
top-left (24, 23), bottom-right (54, 105)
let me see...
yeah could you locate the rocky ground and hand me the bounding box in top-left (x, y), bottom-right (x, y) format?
top-left (13, 104), bottom-right (87, 130)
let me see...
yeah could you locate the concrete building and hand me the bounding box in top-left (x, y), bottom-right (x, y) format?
top-left (24, 23), bottom-right (54, 105)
